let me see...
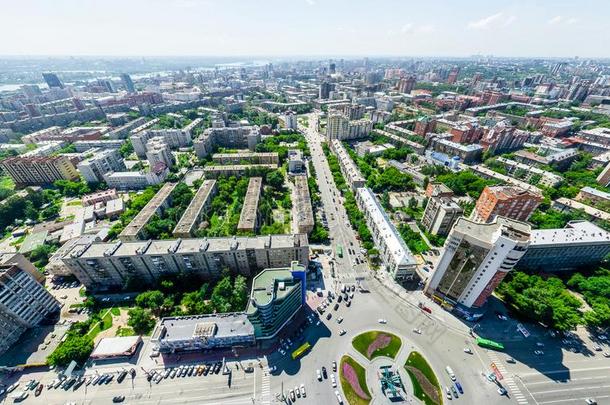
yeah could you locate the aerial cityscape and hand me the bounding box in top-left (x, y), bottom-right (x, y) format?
top-left (0, 1), bottom-right (610, 404)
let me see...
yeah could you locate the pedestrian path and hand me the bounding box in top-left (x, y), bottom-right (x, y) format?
top-left (487, 351), bottom-right (529, 404)
top-left (260, 367), bottom-right (271, 405)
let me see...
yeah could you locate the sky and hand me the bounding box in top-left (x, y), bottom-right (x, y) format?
top-left (0, 0), bottom-right (608, 58)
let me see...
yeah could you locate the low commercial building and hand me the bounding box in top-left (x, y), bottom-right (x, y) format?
top-left (355, 141), bottom-right (394, 157)
top-left (82, 189), bottom-right (119, 206)
top-left (421, 197), bottom-right (463, 237)
top-left (212, 152), bottom-right (279, 165)
top-left (425, 217), bottom-right (531, 318)
top-left (0, 155), bottom-right (79, 187)
top-left (203, 164), bottom-right (276, 179)
top-left (60, 234), bottom-right (309, 291)
top-left (90, 336), bottom-right (142, 359)
top-left (293, 175), bottom-right (314, 234)
top-left (103, 163), bottom-right (169, 190)
top-left (237, 177), bottom-right (263, 233)
top-left (355, 188), bottom-right (418, 281)
top-left (118, 183), bottom-right (177, 241)
top-left (518, 221), bottom-right (610, 272)
top-left (151, 313), bottom-right (255, 353)
top-left (0, 254), bottom-right (60, 355)
top-left (246, 261), bottom-right (306, 340)
top-left (173, 180), bottom-right (217, 238)
top-left (330, 139), bottom-right (366, 190)
top-left (430, 137), bottom-right (483, 164)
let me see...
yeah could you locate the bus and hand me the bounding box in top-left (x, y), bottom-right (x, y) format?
top-left (476, 337), bottom-right (505, 351)
top-left (291, 342), bottom-right (311, 360)
top-left (336, 245), bottom-right (343, 258)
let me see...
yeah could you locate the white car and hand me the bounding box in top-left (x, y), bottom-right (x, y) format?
top-left (463, 348), bottom-right (472, 354)
top-left (534, 350), bottom-right (544, 356)
top-left (316, 369), bottom-right (322, 381)
top-left (413, 328), bottom-right (422, 334)
top-left (339, 329), bottom-right (346, 336)
top-left (335, 390), bottom-right (343, 404)
top-left (378, 319), bottom-right (387, 324)
top-left (598, 335), bottom-right (607, 341)
top-left (603, 352), bottom-right (610, 358)
top-left (336, 317), bottom-right (343, 324)
top-left (279, 348), bottom-right (286, 355)
top-left (331, 373), bottom-right (337, 388)
top-left (300, 384), bottom-right (306, 397)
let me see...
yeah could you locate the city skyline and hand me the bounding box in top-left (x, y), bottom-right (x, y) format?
top-left (1, 0), bottom-right (609, 58)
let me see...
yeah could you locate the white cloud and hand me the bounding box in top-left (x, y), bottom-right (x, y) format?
top-left (399, 23), bottom-right (435, 35)
top-left (548, 15), bottom-right (563, 25)
top-left (401, 23), bottom-right (414, 34)
top-left (305, 0), bottom-right (316, 5)
top-left (503, 15), bottom-right (516, 27)
top-left (468, 12), bottom-right (504, 30)
top-left (566, 17), bottom-right (579, 25)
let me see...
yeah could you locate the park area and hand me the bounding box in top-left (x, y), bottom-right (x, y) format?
top-left (352, 330), bottom-right (402, 360)
top-left (339, 355), bottom-right (371, 405)
top-left (404, 351), bottom-right (442, 405)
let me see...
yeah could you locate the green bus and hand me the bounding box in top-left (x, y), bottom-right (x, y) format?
top-left (291, 342), bottom-right (311, 360)
top-left (476, 337), bottom-right (504, 351)
top-left (336, 245), bottom-right (343, 258)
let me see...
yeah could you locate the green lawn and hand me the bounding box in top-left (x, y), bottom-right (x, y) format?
top-left (116, 326), bottom-right (136, 337)
top-left (110, 307), bottom-right (120, 316)
top-left (0, 175), bottom-right (15, 190)
top-left (352, 331), bottom-right (402, 360)
top-left (339, 355), bottom-right (371, 405)
top-left (85, 308), bottom-right (114, 339)
top-left (404, 351), bottom-right (443, 405)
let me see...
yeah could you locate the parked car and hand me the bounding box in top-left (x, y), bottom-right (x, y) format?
top-left (112, 396), bottom-right (125, 403)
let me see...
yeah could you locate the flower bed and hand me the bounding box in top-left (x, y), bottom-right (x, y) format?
top-left (352, 330), bottom-right (402, 360)
top-left (404, 351), bottom-right (442, 405)
top-left (339, 355), bottom-right (371, 405)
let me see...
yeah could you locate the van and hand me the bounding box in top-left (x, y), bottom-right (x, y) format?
top-left (445, 366), bottom-right (456, 381)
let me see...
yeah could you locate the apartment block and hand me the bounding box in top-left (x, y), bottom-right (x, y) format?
top-left (119, 183), bottom-right (177, 241)
top-left (73, 139), bottom-right (124, 152)
top-left (597, 161), bottom-right (610, 187)
top-left (288, 149), bottom-right (305, 174)
top-left (279, 110), bottom-right (297, 130)
top-left (330, 139), bottom-right (366, 190)
top-left (577, 186), bottom-right (610, 205)
top-left (518, 221), bottom-right (610, 271)
top-left (494, 157), bottom-right (563, 187)
top-left (77, 149), bottom-right (126, 183)
top-left (0, 253), bottom-right (60, 355)
top-left (429, 136), bottom-right (483, 164)
top-left (421, 197), bottom-right (463, 237)
top-left (426, 217), bottom-right (531, 315)
top-left (60, 234), bottom-right (309, 291)
top-left (203, 164), bottom-right (276, 179)
top-left (131, 118), bottom-right (201, 158)
top-left (212, 152), bottom-right (279, 165)
top-left (293, 175), bottom-right (314, 234)
top-left (473, 186), bottom-right (543, 223)
top-left (355, 188), bottom-right (418, 281)
top-left (237, 177), bottom-right (263, 233)
top-left (173, 180), bottom-right (217, 238)
top-left (103, 163), bottom-right (169, 190)
top-left (0, 155), bottom-right (79, 187)
top-left (194, 126), bottom-right (261, 158)
top-left (146, 137), bottom-right (174, 169)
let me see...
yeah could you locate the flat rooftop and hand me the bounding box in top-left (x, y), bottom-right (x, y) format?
top-left (453, 216), bottom-right (531, 243)
top-left (65, 234), bottom-right (308, 259)
top-left (173, 180), bottom-right (217, 236)
top-left (530, 220), bottom-right (610, 246)
top-left (246, 263), bottom-right (303, 314)
top-left (294, 175), bottom-right (314, 228)
top-left (155, 313), bottom-right (253, 342)
top-left (119, 183), bottom-right (176, 239)
top-left (237, 177), bottom-right (262, 231)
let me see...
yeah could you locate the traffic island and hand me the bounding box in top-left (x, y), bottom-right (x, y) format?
top-left (352, 330), bottom-right (402, 360)
top-left (404, 351), bottom-right (443, 405)
top-left (339, 355), bottom-right (372, 405)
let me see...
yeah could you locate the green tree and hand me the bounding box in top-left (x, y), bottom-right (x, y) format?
top-left (232, 275), bottom-right (249, 311)
top-left (127, 307), bottom-right (156, 334)
top-left (265, 171), bottom-right (285, 190)
top-left (47, 336), bottom-right (93, 367)
top-left (135, 290), bottom-right (164, 313)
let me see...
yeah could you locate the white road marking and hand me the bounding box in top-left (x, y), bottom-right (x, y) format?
top-left (538, 395), bottom-right (610, 404)
top-left (531, 384), bottom-right (610, 395)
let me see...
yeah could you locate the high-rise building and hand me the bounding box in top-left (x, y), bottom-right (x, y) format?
top-left (77, 149), bottom-right (126, 183)
top-left (447, 67), bottom-right (460, 84)
top-left (0, 156), bottom-right (79, 187)
top-left (319, 82), bottom-right (332, 99)
top-left (121, 73), bottom-right (136, 93)
top-left (279, 110), bottom-right (297, 130)
top-left (0, 253), bottom-right (60, 355)
top-left (42, 72), bottom-right (64, 89)
top-left (414, 116), bottom-right (436, 136)
top-left (329, 62), bottom-right (336, 74)
top-left (472, 186), bottom-right (543, 223)
top-left (397, 76), bottom-right (416, 94)
top-left (421, 197), bottom-right (463, 237)
top-left (425, 217), bottom-right (531, 313)
top-left (146, 137), bottom-right (174, 169)
top-left (246, 261), bottom-right (306, 339)
top-left (479, 120), bottom-right (530, 155)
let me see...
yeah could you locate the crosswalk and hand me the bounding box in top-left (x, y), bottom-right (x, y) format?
top-left (488, 351), bottom-right (529, 404)
top-left (260, 367), bottom-right (271, 405)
